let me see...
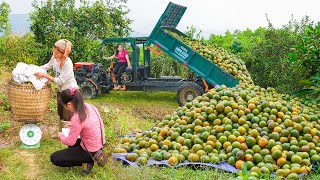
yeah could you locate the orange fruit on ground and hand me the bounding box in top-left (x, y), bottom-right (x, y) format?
top-left (121, 137), bottom-right (130, 143)
top-left (244, 154), bottom-right (253, 161)
top-left (223, 141), bottom-right (232, 149)
top-left (277, 112), bottom-right (284, 118)
top-left (248, 104), bottom-right (256, 110)
top-left (238, 126), bottom-right (246, 135)
top-left (291, 155), bottom-right (302, 164)
top-left (273, 126), bottom-right (282, 133)
top-left (277, 157), bottom-right (286, 166)
top-left (206, 140), bottom-right (215, 147)
top-left (163, 139), bottom-right (171, 146)
top-left (235, 160), bottom-right (244, 170)
top-left (149, 144), bottom-right (159, 151)
top-left (168, 156), bottom-right (179, 165)
top-left (249, 129), bottom-right (259, 138)
top-left (117, 148), bottom-right (127, 153)
top-left (258, 137), bottom-right (268, 148)
top-left (240, 143), bottom-right (248, 151)
top-left (237, 136), bottom-right (246, 143)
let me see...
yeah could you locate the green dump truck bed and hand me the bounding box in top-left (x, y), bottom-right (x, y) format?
top-left (146, 2), bottom-right (238, 87)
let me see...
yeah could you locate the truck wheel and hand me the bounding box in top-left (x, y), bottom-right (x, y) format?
top-left (75, 68), bottom-right (87, 83)
top-left (177, 83), bottom-right (204, 106)
top-left (80, 81), bottom-right (97, 99)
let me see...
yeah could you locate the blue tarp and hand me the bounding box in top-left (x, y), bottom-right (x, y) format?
top-left (113, 153), bottom-right (240, 173)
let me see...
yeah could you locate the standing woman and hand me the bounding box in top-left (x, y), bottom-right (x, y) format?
top-left (50, 88), bottom-right (105, 176)
top-left (35, 39), bottom-right (78, 122)
top-left (105, 44), bottom-right (132, 90)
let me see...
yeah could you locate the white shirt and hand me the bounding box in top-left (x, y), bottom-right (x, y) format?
top-left (41, 57), bottom-right (78, 92)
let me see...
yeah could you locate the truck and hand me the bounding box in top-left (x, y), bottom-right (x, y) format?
top-left (74, 2), bottom-right (238, 106)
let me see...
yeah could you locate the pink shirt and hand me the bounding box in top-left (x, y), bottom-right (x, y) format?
top-left (58, 103), bottom-right (105, 152)
top-left (115, 50), bottom-right (128, 63)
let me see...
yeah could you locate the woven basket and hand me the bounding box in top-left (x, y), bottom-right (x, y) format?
top-left (8, 80), bottom-right (52, 122)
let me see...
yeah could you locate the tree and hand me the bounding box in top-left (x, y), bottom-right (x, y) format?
top-left (286, 20), bottom-right (320, 102)
top-left (0, 2), bottom-right (11, 34)
top-left (29, 0), bottom-right (132, 65)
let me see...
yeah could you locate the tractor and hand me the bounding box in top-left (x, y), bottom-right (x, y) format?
top-left (74, 37), bottom-right (209, 106)
top-left (73, 2), bottom-right (238, 106)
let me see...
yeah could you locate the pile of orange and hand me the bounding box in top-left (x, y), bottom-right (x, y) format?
top-left (114, 84), bottom-right (319, 178)
top-left (168, 31), bottom-right (254, 86)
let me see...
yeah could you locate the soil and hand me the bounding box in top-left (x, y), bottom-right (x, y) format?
top-left (132, 106), bottom-right (174, 121)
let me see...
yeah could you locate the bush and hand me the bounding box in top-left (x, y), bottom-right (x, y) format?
top-left (0, 33), bottom-right (39, 70)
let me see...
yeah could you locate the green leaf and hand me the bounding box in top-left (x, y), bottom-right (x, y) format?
top-left (294, 89), bottom-right (316, 96)
top-left (310, 75), bottom-right (320, 81)
top-left (302, 36), bottom-right (310, 41)
top-left (299, 80), bottom-right (313, 86)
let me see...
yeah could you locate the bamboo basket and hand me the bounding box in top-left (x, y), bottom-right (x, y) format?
top-left (8, 80), bottom-right (52, 122)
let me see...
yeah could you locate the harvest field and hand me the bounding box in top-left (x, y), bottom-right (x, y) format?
top-left (1, 1), bottom-right (319, 180)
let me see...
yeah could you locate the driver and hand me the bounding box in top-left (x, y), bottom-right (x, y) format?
top-left (104, 44), bottom-right (132, 90)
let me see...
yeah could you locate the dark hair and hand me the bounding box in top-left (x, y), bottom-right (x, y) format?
top-left (115, 44), bottom-right (124, 57)
top-left (58, 89), bottom-right (87, 122)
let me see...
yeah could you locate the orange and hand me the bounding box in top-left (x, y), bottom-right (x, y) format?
top-left (277, 157), bottom-right (286, 166)
top-left (223, 141), bottom-right (232, 149)
top-left (238, 126), bottom-right (246, 135)
top-left (188, 153), bottom-right (200, 162)
top-left (163, 139), bottom-right (171, 146)
top-left (168, 156), bottom-right (179, 165)
top-left (248, 103), bottom-right (256, 110)
top-left (235, 160), bottom-right (244, 170)
top-left (273, 126), bottom-right (282, 133)
top-left (291, 155), bottom-right (302, 164)
top-left (244, 154), bottom-right (253, 161)
top-left (237, 136), bottom-right (246, 143)
top-left (272, 150), bottom-right (282, 160)
top-left (240, 143), bottom-right (248, 151)
top-left (149, 144), bottom-right (159, 151)
top-left (249, 129), bottom-right (259, 138)
top-left (258, 137), bottom-right (268, 148)
top-left (277, 112), bottom-right (284, 118)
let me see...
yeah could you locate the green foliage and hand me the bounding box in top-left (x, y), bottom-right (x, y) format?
top-left (285, 20), bottom-right (320, 100)
top-left (208, 30), bottom-right (235, 50)
top-left (248, 24), bottom-right (305, 93)
top-left (294, 75), bottom-right (320, 103)
top-left (0, 91), bottom-right (10, 111)
top-left (288, 21), bottom-right (320, 76)
top-left (150, 51), bottom-right (189, 78)
top-left (0, 33), bottom-right (39, 68)
top-left (29, 0), bottom-right (132, 65)
top-left (0, 121), bottom-right (10, 131)
top-left (0, 2), bottom-right (11, 34)
top-left (207, 16), bottom-right (313, 95)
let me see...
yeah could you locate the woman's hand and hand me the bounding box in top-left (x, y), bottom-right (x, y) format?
top-left (61, 121), bottom-right (71, 128)
top-left (34, 72), bottom-right (47, 78)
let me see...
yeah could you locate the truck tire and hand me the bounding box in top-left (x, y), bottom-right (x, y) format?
top-left (176, 82), bottom-right (204, 106)
top-left (80, 81), bottom-right (97, 99)
top-left (75, 68), bottom-right (87, 84)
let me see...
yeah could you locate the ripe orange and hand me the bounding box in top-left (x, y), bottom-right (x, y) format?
top-left (258, 137), bottom-right (268, 148)
top-left (235, 160), bottom-right (244, 170)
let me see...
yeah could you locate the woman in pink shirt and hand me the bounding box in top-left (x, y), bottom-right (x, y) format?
top-left (50, 88), bottom-right (105, 176)
top-left (105, 44), bottom-right (132, 90)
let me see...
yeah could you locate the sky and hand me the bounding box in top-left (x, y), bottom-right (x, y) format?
top-left (2, 0), bottom-right (320, 36)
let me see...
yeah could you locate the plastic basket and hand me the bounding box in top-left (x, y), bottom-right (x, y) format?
top-left (8, 80), bottom-right (52, 122)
